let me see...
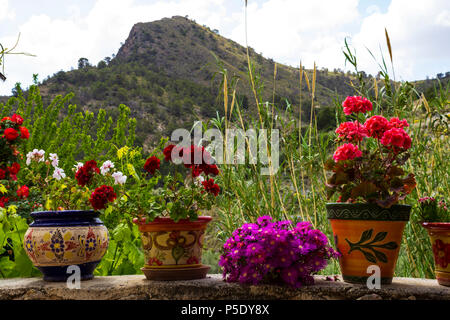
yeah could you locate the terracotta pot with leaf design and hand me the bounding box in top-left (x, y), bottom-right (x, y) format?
top-left (133, 216), bottom-right (212, 280)
top-left (327, 203), bottom-right (411, 284)
top-left (422, 223), bottom-right (450, 287)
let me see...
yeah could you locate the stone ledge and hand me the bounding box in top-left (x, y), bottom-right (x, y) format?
top-left (0, 274), bottom-right (449, 300)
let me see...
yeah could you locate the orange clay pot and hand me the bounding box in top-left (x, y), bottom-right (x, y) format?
top-left (422, 222), bottom-right (450, 287)
top-left (132, 216), bottom-right (212, 280)
top-left (326, 203), bottom-right (411, 284)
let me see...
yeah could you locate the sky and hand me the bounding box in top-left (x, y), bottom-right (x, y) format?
top-left (0, 0), bottom-right (449, 95)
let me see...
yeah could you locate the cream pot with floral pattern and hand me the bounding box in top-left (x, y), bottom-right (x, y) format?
top-left (23, 210), bottom-right (109, 282)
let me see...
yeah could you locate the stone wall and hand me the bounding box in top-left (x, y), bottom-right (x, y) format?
top-left (0, 275), bottom-right (449, 300)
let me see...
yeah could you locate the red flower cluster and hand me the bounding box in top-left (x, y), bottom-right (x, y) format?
top-left (75, 160), bottom-right (100, 186)
top-left (201, 178), bottom-right (220, 196)
top-left (163, 144), bottom-right (219, 177)
top-left (380, 127), bottom-right (412, 150)
top-left (364, 115), bottom-right (390, 139)
top-left (144, 156), bottom-right (160, 175)
top-left (335, 121), bottom-right (368, 142)
top-left (1, 114), bottom-right (29, 141)
top-left (333, 143), bottom-right (362, 162)
top-left (389, 117), bottom-right (409, 129)
top-left (89, 185), bottom-right (117, 210)
top-left (0, 196), bottom-right (9, 208)
top-left (17, 185), bottom-right (29, 199)
top-left (342, 96), bottom-right (373, 115)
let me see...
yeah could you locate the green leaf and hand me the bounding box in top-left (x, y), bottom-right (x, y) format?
top-left (372, 231), bottom-right (387, 243)
top-left (373, 249), bottom-right (388, 263)
top-left (379, 241), bottom-right (398, 250)
top-left (359, 229), bottom-right (373, 244)
top-left (361, 250), bottom-right (377, 263)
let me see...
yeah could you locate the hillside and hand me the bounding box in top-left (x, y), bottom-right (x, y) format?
top-left (5, 16), bottom-right (443, 148)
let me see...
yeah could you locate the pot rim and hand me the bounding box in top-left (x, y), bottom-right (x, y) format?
top-left (31, 210), bottom-right (99, 219)
top-left (133, 216), bottom-right (212, 225)
top-left (326, 202), bottom-right (412, 208)
top-left (422, 222), bottom-right (450, 230)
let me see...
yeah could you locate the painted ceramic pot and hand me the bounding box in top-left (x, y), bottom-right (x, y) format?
top-left (23, 210), bottom-right (109, 282)
top-left (133, 216), bottom-right (212, 280)
top-left (326, 203), bottom-right (411, 284)
top-left (422, 222), bottom-right (450, 287)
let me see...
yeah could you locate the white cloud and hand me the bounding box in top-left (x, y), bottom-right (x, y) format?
top-left (0, 0), bottom-right (15, 22)
top-left (229, 0), bottom-right (360, 71)
top-left (352, 0), bottom-right (450, 80)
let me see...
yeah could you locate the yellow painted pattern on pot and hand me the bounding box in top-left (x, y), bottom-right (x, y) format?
top-left (330, 219), bottom-right (407, 280)
top-left (140, 229), bottom-right (205, 268)
top-left (23, 226), bottom-right (109, 267)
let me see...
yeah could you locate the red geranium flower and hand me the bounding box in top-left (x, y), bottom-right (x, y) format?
top-left (0, 196), bottom-right (9, 208)
top-left (17, 185), bottom-right (29, 198)
top-left (388, 117), bottom-right (409, 129)
top-left (89, 185), bottom-right (117, 210)
top-left (75, 160), bottom-right (100, 186)
top-left (202, 178), bottom-right (220, 196)
top-left (342, 96), bottom-right (373, 115)
top-left (333, 143), bottom-right (362, 162)
top-left (1, 117), bottom-right (11, 122)
top-left (364, 115), bottom-right (390, 139)
top-left (11, 114), bottom-right (24, 125)
top-left (19, 126), bottom-right (30, 139)
top-left (4, 128), bottom-right (19, 141)
top-left (380, 127), bottom-right (411, 150)
top-left (144, 156), bottom-right (160, 175)
top-left (163, 144), bottom-right (176, 162)
top-left (0, 168), bottom-right (6, 180)
top-left (201, 163), bottom-right (219, 176)
top-left (335, 121), bottom-right (368, 142)
top-left (8, 162), bottom-right (20, 175)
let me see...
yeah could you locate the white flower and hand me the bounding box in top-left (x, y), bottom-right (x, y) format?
top-left (52, 167), bottom-right (66, 180)
top-left (26, 149), bottom-right (45, 165)
top-left (100, 160), bottom-right (114, 175)
top-left (194, 175), bottom-right (205, 186)
top-left (112, 171), bottom-right (127, 185)
top-left (74, 162), bottom-right (83, 171)
top-left (49, 153), bottom-right (59, 167)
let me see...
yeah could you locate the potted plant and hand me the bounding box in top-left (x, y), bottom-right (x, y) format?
top-left (117, 139), bottom-right (220, 280)
top-left (324, 96), bottom-right (416, 284)
top-left (22, 152), bottom-right (121, 281)
top-left (418, 196), bottom-right (450, 286)
top-left (219, 216), bottom-right (339, 287)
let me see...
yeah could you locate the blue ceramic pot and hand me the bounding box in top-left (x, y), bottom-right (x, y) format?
top-left (23, 210), bottom-right (109, 282)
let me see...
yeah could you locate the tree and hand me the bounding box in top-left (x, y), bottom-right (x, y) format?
top-left (78, 57), bottom-right (90, 69)
top-left (11, 82), bottom-right (22, 97)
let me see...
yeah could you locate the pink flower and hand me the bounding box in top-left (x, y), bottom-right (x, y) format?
top-left (380, 127), bottom-right (412, 150)
top-left (333, 143), bottom-right (362, 162)
top-left (364, 115), bottom-right (390, 139)
top-left (342, 96), bottom-right (373, 115)
top-left (335, 121), bottom-right (368, 142)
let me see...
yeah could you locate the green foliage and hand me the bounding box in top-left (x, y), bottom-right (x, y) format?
top-left (417, 197), bottom-right (449, 222)
top-left (0, 206), bottom-right (41, 278)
